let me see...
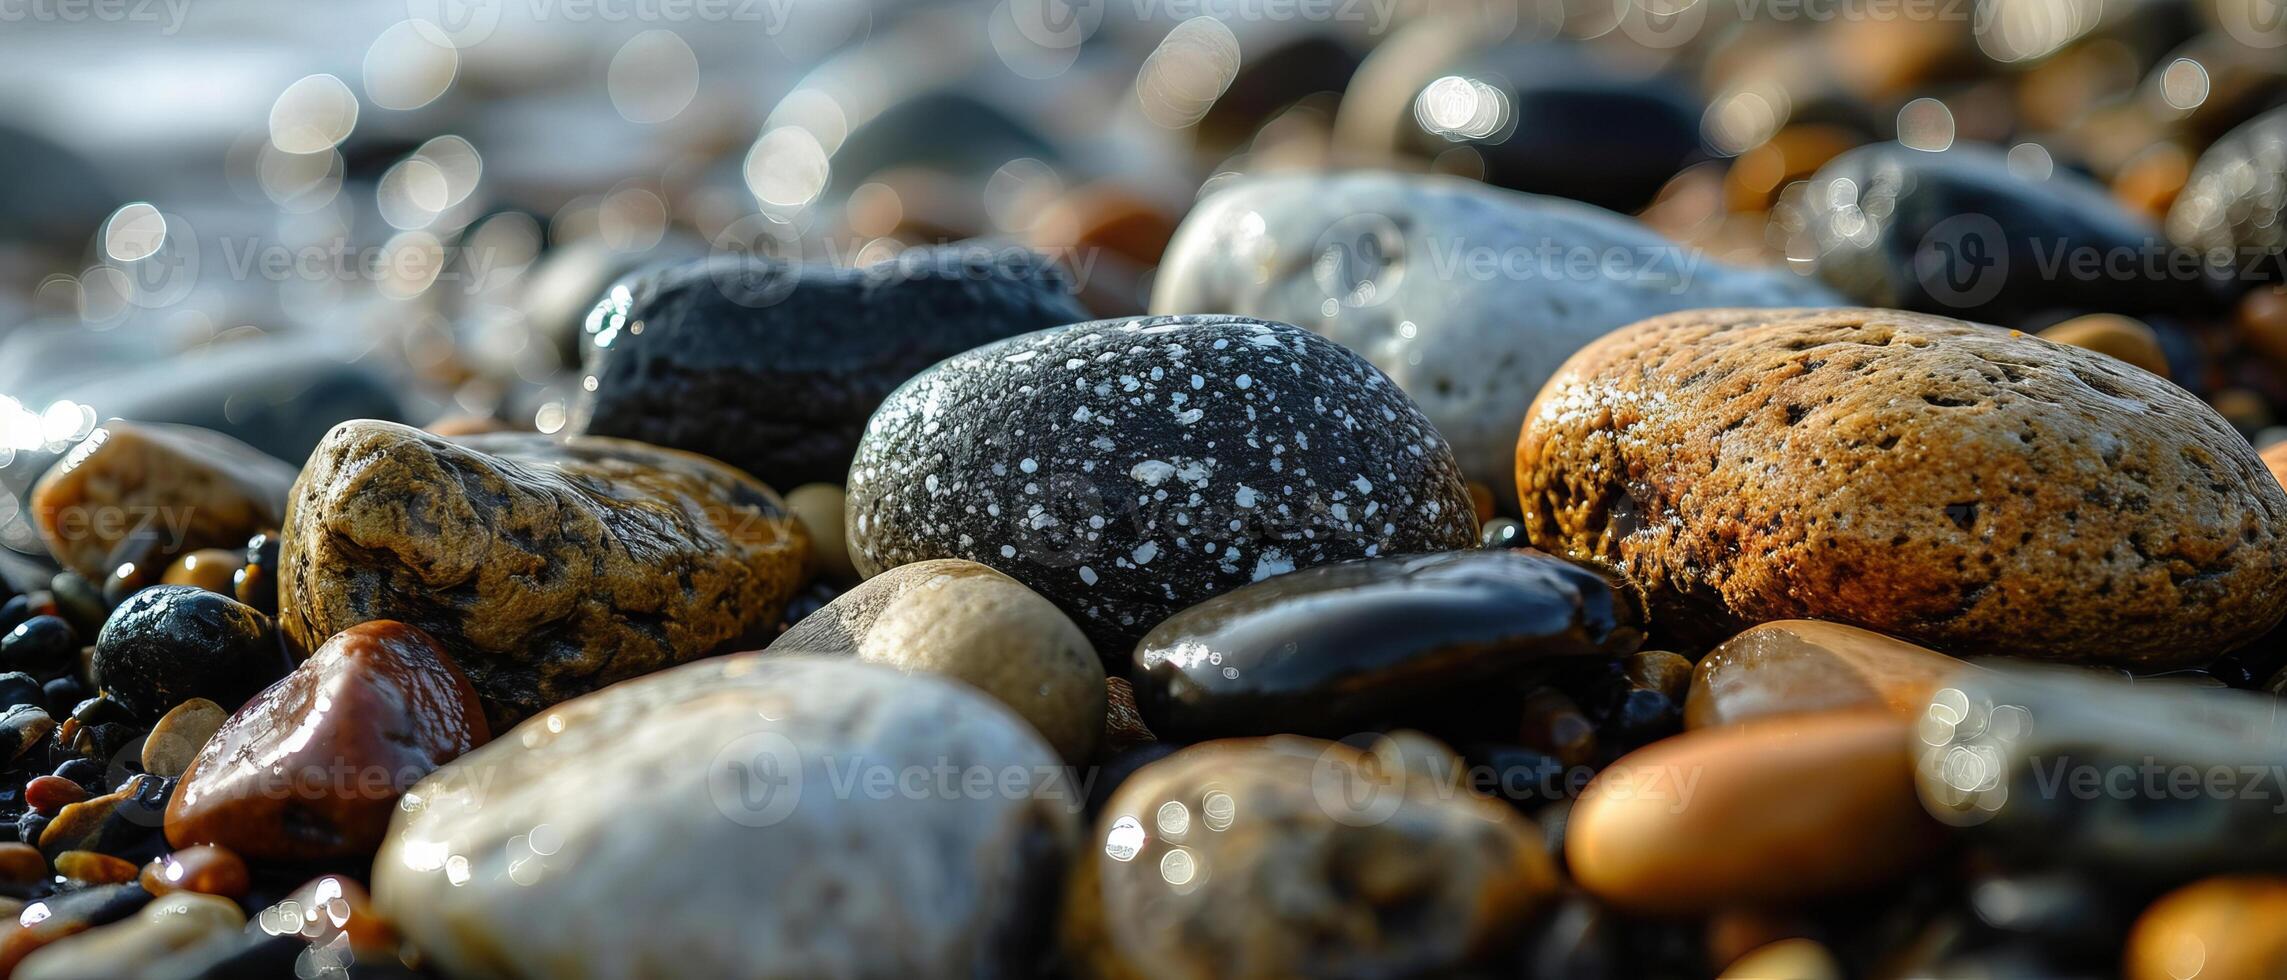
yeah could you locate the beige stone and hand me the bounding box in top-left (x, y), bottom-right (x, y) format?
top-left (1686, 620), bottom-right (1970, 728)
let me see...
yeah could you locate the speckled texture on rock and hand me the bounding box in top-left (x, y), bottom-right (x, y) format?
top-left (767, 559), bottom-right (1106, 761)
top-left (32, 422), bottom-right (296, 581)
top-left (1515, 307), bottom-right (2287, 665)
top-left (373, 655), bottom-right (1076, 980)
top-left (2168, 107), bottom-right (2287, 276)
top-left (1064, 735), bottom-right (1556, 980)
top-left (847, 315), bottom-right (1478, 653)
top-left (571, 246), bottom-right (1090, 488)
top-left (279, 420), bottom-right (809, 719)
top-left (1149, 172), bottom-right (1840, 503)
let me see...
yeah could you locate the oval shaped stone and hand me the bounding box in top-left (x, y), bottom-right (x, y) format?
top-left (2126, 876), bottom-right (2287, 980)
top-left (1516, 307), bottom-right (2287, 665)
top-left (1686, 620), bottom-right (1969, 729)
top-left (1567, 710), bottom-right (1944, 914)
top-left (92, 586), bottom-right (285, 721)
top-left (165, 621), bottom-right (488, 861)
top-left (848, 315), bottom-right (1478, 652)
top-left (17, 891), bottom-right (245, 980)
top-left (279, 420), bottom-right (810, 718)
top-left (768, 559), bottom-right (1106, 761)
top-left (1065, 735), bottom-right (1556, 978)
top-left (373, 655), bottom-right (1075, 979)
top-left (1133, 549), bottom-right (1643, 740)
top-left (571, 245), bottom-right (1090, 489)
top-left (1150, 171), bottom-right (1840, 502)
top-left (31, 421), bottom-right (296, 581)
top-left (140, 697), bottom-right (227, 779)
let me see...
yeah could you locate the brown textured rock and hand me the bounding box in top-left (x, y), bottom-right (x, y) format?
top-left (1686, 620), bottom-right (1969, 728)
top-left (2126, 876), bottom-right (2287, 980)
top-left (1516, 307), bottom-right (2287, 666)
top-left (279, 420), bottom-right (809, 716)
top-left (1066, 736), bottom-right (1556, 979)
top-left (32, 421), bottom-right (295, 580)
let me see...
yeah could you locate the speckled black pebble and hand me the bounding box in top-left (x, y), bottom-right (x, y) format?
top-left (2, 616), bottom-right (78, 678)
top-left (571, 244), bottom-right (1091, 488)
top-left (847, 315), bottom-right (1480, 653)
top-left (91, 586), bottom-right (285, 721)
top-left (1132, 549), bottom-right (1642, 739)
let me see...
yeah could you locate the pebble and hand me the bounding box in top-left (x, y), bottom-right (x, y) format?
top-left (156, 549), bottom-right (240, 596)
top-left (1686, 620), bottom-right (1970, 728)
top-left (277, 420), bottom-right (810, 720)
top-left (2124, 876), bottom-right (2287, 980)
top-left (137, 845), bottom-right (249, 900)
top-left (166, 621), bottom-right (488, 862)
top-left (2, 617), bottom-right (78, 678)
top-left (0, 843), bottom-right (44, 891)
top-left (1149, 171), bottom-right (1841, 502)
top-left (138, 698), bottom-right (226, 779)
top-left (781, 482), bottom-right (856, 584)
top-left (0, 705), bottom-right (55, 765)
top-left (24, 776), bottom-right (84, 816)
top-left (2167, 106), bottom-right (2287, 278)
top-left (1132, 549), bottom-right (1643, 740)
top-left (1567, 710), bottom-right (1945, 913)
top-left (0, 884), bottom-right (149, 976)
top-left (15, 891), bottom-right (245, 980)
top-left (1065, 735), bottom-right (1557, 978)
top-left (847, 314), bottom-right (1480, 651)
top-left (1718, 938), bottom-right (1843, 980)
top-left (2035, 314), bottom-right (2170, 378)
top-left (91, 587), bottom-right (284, 721)
top-left (1799, 142), bottom-right (2207, 323)
top-left (0, 672), bottom-right (39, 709)
top-left (40, 773), bottom-right (169, 859)
top-left (29, 421), bottom-right (297, 582)
top-left (1914, 663), bottom-right (2287, 873)
top-left (52, 850), bottom-right (136, 885)
top-left (571, 246), bottom-right (1091, 489)
top-left (767, 559), bottom-right (1105, 761)
top-left (230, 532), bottom-right (279, 617)
top-left (372, 655), bottom-right (1075, 979)
top-left (1515, 307), bottom-right (2287, 665)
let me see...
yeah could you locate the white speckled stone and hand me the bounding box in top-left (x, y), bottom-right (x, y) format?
top-left (845, 315), bottom-right (1479, 653)
top-left (373, 655), bottom-right (1077, 980)
top-left (1149, 172), bottom-right (1841, 503)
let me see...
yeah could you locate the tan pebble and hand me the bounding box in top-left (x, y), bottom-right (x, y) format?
top-left (39, 786), bottom-right (130, 856)
top-left (140, 697), bottom-right (227, 778)
top-left (0, 843), bottom-right (45, 886)
top-left (2037, 314), bottom-right (2169, 378)
top-left (1567, 710), bottom-right (1946, 914)
top-left (2263, 442), bottom-right (2287, 492)
top-left (2125, 875), bottom-right (2287, 980)
top-left (51, 851), bottom-right (136, 885)
top-left (783, 483), bottom-right (855, 583)
top-left (1719, 938), bottom-right (1843, 980)
top-left (31, 421), bottom-right (295, 580)
top-left (1705, 909), bottom-right (1812, 972)
top-left (159, 549), bottom-right (242, 595)
top-left (1625, 650), bottom-right (1694, 702)
top-left (1687, 620), bottom-right (1970, 728)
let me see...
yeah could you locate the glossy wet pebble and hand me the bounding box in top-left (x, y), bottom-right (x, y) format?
top-left (768, 559), bottom-right (1104, 761)
top-left (1567, 710), bottom-right (1945, 914)
top-left (1687, 620), bottom-right (1968, 728)
top-left (166, 621), bottom-right (487, 862)
top-left (16, 891), bottom-right (244, 980)
top-left (1151, 172), bottom-right (1840, 501)
top-left (373, 655), bottom-right (1074, 979)
top-left (2125, 876), bottom-right (2287, 980)
top-left (1517, 307), bottom-right (2287, 665)
top-left (848, 315), bottom-right (1478, 651)
top-left (279, 421), bottom-right (809, 719)
top-left (30, 422), bottom-right (295, 582)
top-left (92, 587), bottom-right (283, 721)
top-left (1132, 549), bottom-right (1643, 740)
top-left (572, 246), bottom-right (1090, 489)
top-left (139, 697), bottom-right (226, 779)
top-left (1915, 663), bottom-right (2287, 873)
top-left (1064, 735), bottom-right (1557, 979)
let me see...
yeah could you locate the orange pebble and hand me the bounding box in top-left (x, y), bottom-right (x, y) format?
top-left (161, 549), bottom-right (244, 595)
top-left (141, 845), bottom-right (251, 900)
top-left (52, 850), bottom-right (137, 885)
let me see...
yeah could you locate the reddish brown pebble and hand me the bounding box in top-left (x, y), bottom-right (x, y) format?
top-left (140, 846), bottom-right (250, 900)
top-left (0, 844), bottom-right (45, 886)
top-left (23, 777), bottom-right (84, 817)
top-left (52, 851), bottom-right (136, 885)
top-left (165, 621), bottom-right (489, 861)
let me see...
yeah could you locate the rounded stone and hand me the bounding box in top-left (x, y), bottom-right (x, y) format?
top-left (16, 891), bottom-right (244, 980)
top-left (138, 697), bottom-right (227, 779)
top-left (1132, 549), bottom-right (1643, 740)
top-left (2125, 876), bottom-right (2287, 980)
top-left (166, 621), bottom-right (489, 862)
top-left (158, 549), bottom-right (241, 596)
top-left (768, 559), bottom-right (1106, 761)
top-left (1686, 620), bottom-right (1970, 729)
top-left (1064, 735), bottom-right (1557, 979)
top-left (2035, 314), bottom-right (2169, 378)
top-left (1151, 172), bottom-right (1840, 503)
top-left (279, 420), bottom-right (810, 719)
top-left (1515, 307), bottom-right (2287, 665)
top-left (848, 315), bottom-right (1478, 652)
top-left (782, 482), bottom-right (856, 584)
top-left (1566, 710), bottom-right (1944, 914)
top-left (373, 655), bottom-right (1076, 979)
top-left (30, 421), bottom-right (296, 581)
top-left (570, 246), bottom-right (1090, 489)
top-left (91, 587), bottom-right (284, 721)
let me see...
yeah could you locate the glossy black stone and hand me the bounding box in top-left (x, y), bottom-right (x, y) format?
top-left (570, 244), bottom-right (1090, 488)
top-left (1132, 550), bottom-right (1644, 739)
top-left (1801, 142), bottom-right (2219, 325)
top-left (91, 586), bottom-right (286, 721)
top-left (2, 616), bottom-right (78, 678)
top-left (0, 672), bottom-right (41, 710)
top-left (847, 315), bottom-right (1481, 654)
